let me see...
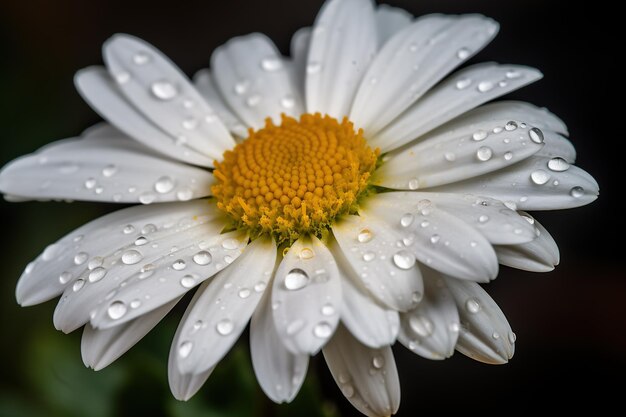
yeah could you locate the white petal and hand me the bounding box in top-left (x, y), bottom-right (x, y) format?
top-left (193, 69), bottom-right (248, 138)
top-left (271, 235), bottom-right (342, 355)
top-left (81, 122), bottom-right (125, 140)
top-left (373, 64), bottom-right (542, 152)
top-left (365, 195), bottom-right (499, 282)
top-left (331, 238), bottom-right (399, 348)
top-left (373, 192), bottom-right (537, 245)
top-left (534, 131), bottom-right (577, 162)
top-left (290, 27), bottom-right (311, 97)
top-left (211, 33), bottom-right (304, 129)
top-left (431, 156), bottom-right (599, 210)
top-left (15, 199), bottom-right (215, 307)
top-left (305, 0), bottom-right (377, 118)
top-left (374, 116), bottom-right (544, 190)
top-left (251, 286), bottom-right (309, 404)
top-left (398, 267), bottom-right (459, 360)
top-left (351, 15), bottom-right (498, 137)
top-left (322, 324), bottom-right (400, 417)
top-left (331, 214), bottom-right (424, 311)
top-left (81, 297), bottom-right (179, 371)
top-left (168, 305), bottom-right (213, 401)
top-left (0, 135), bottom-right (213, 203)
top-left (75, 67), bottom-right (215, 166)
top-left (173, 236), bottom-right (276, 375)
top-left (375, 4), bottom-right (412, 48)
top-left (445, 277), bottom-right (515, 364)
top-left (495, 214), bottom-right (559, 272)
top-left (103, 34), bottom-right (235, 159)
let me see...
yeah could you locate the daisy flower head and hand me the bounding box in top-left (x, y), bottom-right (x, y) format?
top-left (0, 0), bottom-right (599, 415)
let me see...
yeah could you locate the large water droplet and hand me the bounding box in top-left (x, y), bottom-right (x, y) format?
top-left (102, 164), bottom-right (117, 177)
top-left (472, 130), bottom-right (488, 141)
top-left (134, 236), bottom-right (148, 246)
top-left (456, 78), bottom-right (471, 89)
top-left (74, 252), bottom-right (88, 265)
top-left (457, 47), bottom-right (470, 59)
top-left (547, 157), bottom-right (570, 172)
top-left (281, 96), bottom-right (295, 109)
top-left (88, 267), bottom-right (107, 283)
top-left (313, 322), bottom-right (333, 338)
top-left (261, 57), bottom-right (283, 71)
top-left (176, 188), bottom-right (193, 201)
top-left (107, 301), bottom-right (127, 320)
top-left (400, 213), bottom-right (414, 227)
top-left (121, 249), bottom-right (143, 265)
top-left (408, 178), bottom-right (419, 190)
top-left (528, 127), bottom-right (544, 144)
top-left (530, 170), bottom-right (550, 185)
top-left (357, 228), bottom-right (373, 243)
top-left (570, 186), bottom-right (585, 198)
top-left (238, 288), bottom-right (251, 299)
top-left (221, 238), bottom-right (239, 250)
top-left (504, 151), bottom-right (513, 161)
top-left (133, 51), bottom-right (151, 65)
top-left (362, 251), bottom-right (376, 262)
top-left (321, 303), bottom-right (335, 316)
top-left (151, 81), bottom-right (178, 100)
top-left (216, 319), bottom-right (234, 335)
top-left (393, 250), bottom-right (416, 270)
top-left (193, 250), bottom-right (212, 265)
top-left (234, 80), bottom-right (249, 95)
top-left (477, 80), bottom-right (494, 92)
top-left (465, 298), bottom-right (481, 314)
top-left (372, 355), bottom-right (385, 369)
top-left (284, 268), bottom-right (309, 290)
top-left (508, 332), bottom-right (517, 343)
top-left (154, 176), bottom-right (174, 193)
top-left (59, 271), bottom-right (72, 284)
top-left (172, 259), bottom-right (186, 271)
top-left (84, 178), bottom-right (96, 189)
top-left (505, 121), bottom-right (518, 131)
top-left (141, 224), bottom-right (157, 234)
top-left (139, 192), bottom-right (156, 204)
top-left (476, 146), bottom-right (493, 161)
top-left (180, 275), bottom-right (196, 288)
top-left (72, 279), bottom-right (85, 292)
top-left (178, 341), bottom-right (193, 358)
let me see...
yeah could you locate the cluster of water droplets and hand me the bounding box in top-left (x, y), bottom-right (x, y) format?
top-left (455, 68), bottom-right (523, 93)
top-left (232, 55), bottom-right (295, 112)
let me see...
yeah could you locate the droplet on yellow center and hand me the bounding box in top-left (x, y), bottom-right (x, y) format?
top-left (212, 113), bottom-right (379, 242)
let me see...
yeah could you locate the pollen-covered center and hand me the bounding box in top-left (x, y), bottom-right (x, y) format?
top-left (212, 113), bottom-right (379, 242)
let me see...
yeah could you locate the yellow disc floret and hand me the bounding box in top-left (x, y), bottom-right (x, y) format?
top-left (212, 113), bottom-right (379, 243)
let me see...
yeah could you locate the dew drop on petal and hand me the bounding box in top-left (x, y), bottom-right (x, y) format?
top-left (221, 238), bottom-right (239, 250)
top-left (280, 95), bottom-right (295, 109)
top-left (478, 215), bottom-right (489, 223)
top-left (393, 250), bottom-right (416, 270)
top-left (476, 146), bottom-right (493, 161)
top-left (139, 193), bottom-right (156, 204)
top-left (176, 188), bottom-right (193, 201)
top-left (88, 267), bottom-right (107, 283)
top-left (547, 157), bottom-right (570, 172)
top-left (505, 121), bottom-right (518, 131)
top-left (254, 281), bottom-right (267, 292)
top-left (528, 127), bottom-right (544, 144)
top-left (299, 247), bottom-right (314, 260)
top-left (141, 224), bottom-right (157, 234)
top-left (492, 331), bottom-right (501, 340)
top-left (321, 303), bottom-right (335, 316)
top-left (84, 178), bottom-right (96, 189)
top-left (107, 301), bottom-right (127, 320)
top-left (477, 81), bottom-right (494, 92)
top-left (178, 341), bottom-right (193, 358)
top-left (357, 228), bottom-right (373, 243)
top-left (530, 170), bottom-right (550, 185)
top-left (465, 298), bottom-right (481, 314)
top-left (121, 250), bottom-right (143, 265)
top-left (172, 259), bottom-right (186, 270)
top-left (72, 279), bottom-right (85, 292)
top-left (238, 288), bottom-right (251, 298)
top-left (313, 322), bottom-right (333, 338)
top-left (74, 252), bottom-right (88, 265)
top-left (284, 268), bottom-right (309, 290)
top-left (444, 152), bottom-right (456, 162)
top-left (130, 299), bottom-right (142, 309)
top-left (134, 236), bottom-right (148, 246)
top-left (102, 164), bottom-right (117, 177)
top-left (456, 78), bottom-right (471, 89)
top-left (88, 256), bottom-right (103, 270)
top-left (400, 213), bottom-right (414, 227)
top-left (430, 234), bottom-right (440, 244)
top-left (261, 57), bottom-right (283, 71)
top-left (372, 355), bottom-right (385, 369)
top-left (123, 225), bottom-right (135, 234)
top-left (408, 178), bottom-right (419, 190)
top-left (457, 47), bottom-right (470, 59)
top-left (504, 151), bottom-right (513, 161)
top-left (306, 61), bottom-right (322, 74)
top-left (180, 275), bottom-right (196, 288)
top-left (570, 186), bottom-right (585, 198)
top-left (154, 176), bottom-right (175, 193)
top-left (362, 251), bottom-right (376, 262)
top-left (234, 80), bottom-right (249, 95)
top-left (59, 271), bottom-right (72, 284)
top-left (151, 81), bottom-right (178, 100)
top-left (247, 95), bottom-right (261, 107)
top-left (216, 319), bottom-right (234, 335)
top-left (193, 251), bottom-right (212, 265)
top-left (133, 51), bottom-right (150, 65)
top-left (508, 332), bottom-right (517, 343)
top-left (472, 130), bottom-right (488, 141)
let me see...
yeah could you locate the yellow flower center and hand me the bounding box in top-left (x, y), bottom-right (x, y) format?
top-left (212, 113), bottom-right (379, 243)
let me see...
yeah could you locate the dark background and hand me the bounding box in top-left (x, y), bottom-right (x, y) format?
top-left (0, 1), bottom-right (623, 416)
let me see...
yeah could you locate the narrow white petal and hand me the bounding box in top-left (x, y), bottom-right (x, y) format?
top-left (373, 64), bottom-right (542, 152)
top-left (251, 286), bottom-right (309, 404)
top-left (398, 267), bottom-right (459, 360)
top-left (323, 324), bottom-right (400, 417)
top-left (272, 236), bottom-right (342, 355)
top-left (14, 199), bottom-right (214, 307)
top-left (445, 277), bottom-right (515, 364)
top-left (103, 34), bottom-right (235, 158)
top-left (173, 236), bottom-right (276, 375)
top-left (495, 214), bottom-right (559, 272)
top-left (431, 156), bottom-right (599, 210)
top-left (365, 195), bottom-right (499, 282)
top-left (375, 4), bottom-right (412, 48)
top-left (351, 15), bottom-right (498, 137)
top-left (290, 27), bottom-right (311, 97)
top-left (331, 214), bottom-right (424, 311)
top-left (193, 69), bottom-right (248, 138)
top-left (81, 297), bottom-right (179, 370)
top-left (305, 0), bottom-right (377, 118)
top-left (374, 117), bottom-right (544, 190)
top-left (534, 131), bottom-right (577, 162)
top-left (211, 33), bottom-right (304, 129)
top-left (75, 67), bottom-right (215, 166)
top-left (0, 135), bottom-right (213, 203)
top-left (373, 192), bottom-right (537, 245)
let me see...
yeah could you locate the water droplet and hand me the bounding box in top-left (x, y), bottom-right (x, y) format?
top-left (176, 188), bottom-right (193, 201)
top-left (115, 71), bottom-right (130, 84)
top-left (139, 264), bottom-right (155, 279)
top-left (133, 51), bottom-right (150, 65)
top-left (131, 236), bottom-right (148, 247)
top-left (246, 95), bottom-right (261, 107)
top-left (342, 384), bottom-right (355, 398)
top-left (313, 322), bottom-right (333, 338)
top-left (505, 121), bottom-right (518, 131)
top-left (182, 117), bottom-right (198, 130)
top-left (530, 170), bottom-right (550, 185)
top-left (357, 228), bottom-right (373, 243)
top-left (306, 61), bottom-right (322, 74)
top-left (121, 249), bottom-right (143, 265)
top-left (408, 178), bottom-right (419, 190)
top-left (72, 279), bottom-right (85, 292)
top-left (129, 299), bottom-right (141, 309)
top-left (102, 164), bottom-right (117, 177)
top-left (528, 127), bottom-right (544, 144)
top-left (59, 271), bottom-right (72, 284)
top-left (570, 186), bottom-right (585, 198)
top-left (478, 215), bottom-right (489, 223)
top-left (254, 281), bottom-right (267, 292)
top-left (94, 186), bottom-right (104, 194)
top-left (430, 234), bottom-right (440, 244)
top-left (88, 256), bottom-right (103, 270)
top-left (493, 126), bottom-right (503, 134)
top-left (221, 238), bottom-right (239, 250)
top-left (506, 70), bottom-right (521, 79)
top-left (180, 275), bottom-right (196, 288)
top-left (472, 130), bottom-right (488, 141)
top-left (261, 57), bottom-right (283, 71)
top-left (444, 151), bottom-right (456, 162)
top-left (192, 250), bottom-right (212, 266)
top-left (393, 250), bottom-right (416, 269)
top-left (420, 220), bottom-right (430, 228)
top-left (476, 146), bottom-right (493, 161)
top-left (122, 225), bottom-right (135, 235)
top-left (300, 248), bottom-right (314, 260)
top-left (409, 315), bottom-right (434, 337)
top-left (400, 213), bottom-right (414, 227)
top-left (88, 267), bottom-right (107, 283)
top-left (141, 224), bottom-right (157, 234)
top-left (477, 80), bottom-right (494, 92)
top-left (547, 157), bottom-right (570, 172)
top-left (107, 301), bottom-right (127, 320)
top-left (411, 291), bottom-right (422, 304)
top-left (284, 268), bottom-right (309, 290)
top-left (178, 341), bottom-right (193, 358)
top-left (280, 95), bottom-right (295, 109)
top-left (74, 252), bottom-right (88, 265)
top-left (235, 288), bottom-right (250, 299)
top-left (154, 176), bottom-right (175, 193)
top-left (362, 251), bottom-right (376, 262)
top-left (321, 303), bottom-right (335, 316)
top-left (492, 331), bottom-right (501, 339)
top-left (456, 78), bottom-right (471, 89)
top-left (372, 355), bottom-right (385, 369)
top-left (216, 319), bottom-right (234, 335)
top-left (508, 332), bottom-right (517, 343)
top-left (234, 80), bottom-right (249, 95)
top-left (172, 259), bottom-right (186, 270)
top-left (465, 298), bottom-right (481, 314)
top-left (192, 320), bottom-right (203, 331)
top-left (139, 192), bottom-right (156, 204)
top-left (151, 80), bottom-right (178, 100)
top-left (457, 47), bottom-right (470, 59)
top-left (84, 178), bottom-right (96, 189)
top-left (504, 151), bottom-right (513, 161)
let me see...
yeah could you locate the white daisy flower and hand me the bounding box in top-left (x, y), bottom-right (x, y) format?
top-left (0, 0), bottom-right (598, 415)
